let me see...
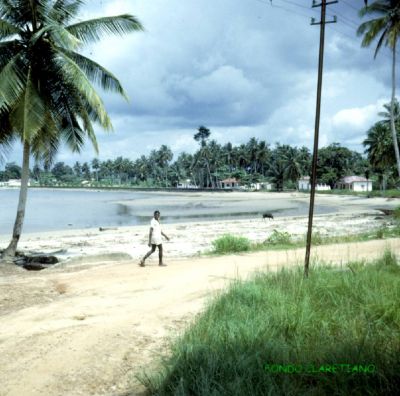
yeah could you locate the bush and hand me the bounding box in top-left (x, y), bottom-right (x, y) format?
top-left (266, 229), bottom-right (292, 245)
top-left (212, 234), bottom-right (251, 254)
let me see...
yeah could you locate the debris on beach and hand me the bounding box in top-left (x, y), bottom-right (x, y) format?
top-left (0, 250), bottom-right (60, 271)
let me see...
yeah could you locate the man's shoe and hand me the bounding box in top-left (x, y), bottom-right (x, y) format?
top-left (139, 260), bottom-right (145, 267)
top-left (159, 263), bottom-right (167, 267)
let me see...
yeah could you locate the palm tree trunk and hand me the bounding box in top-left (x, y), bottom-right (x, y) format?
top-left (2, 141), bottom-right (31, 260)
top-left (391, 41), bottom-right (400, 179)
top-left (206, 160), bottom-right (213, 188)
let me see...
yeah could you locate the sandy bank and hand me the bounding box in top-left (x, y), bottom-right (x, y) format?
top-left (1, 238), bottom-right (400, 396)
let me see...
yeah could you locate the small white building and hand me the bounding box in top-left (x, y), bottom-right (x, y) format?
top-left (177, 179), bottom-right (198, 189)
top-left (218, 178), bottom-right (241, 189)
top-left (250, 182), bottom-right (273, 191)
top-left (298, 176), bottom-right (331, 191)
top-left (1, 179), bottom-right (31, 187)
top-left (337, 176), bottom-right (372, 192)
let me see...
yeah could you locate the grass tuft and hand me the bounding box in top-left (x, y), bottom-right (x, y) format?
top-left (211, 234), bottom-right (251, 254)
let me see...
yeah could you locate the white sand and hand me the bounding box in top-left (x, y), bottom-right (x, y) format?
top-left (0, 192), bottom-right (398, 263)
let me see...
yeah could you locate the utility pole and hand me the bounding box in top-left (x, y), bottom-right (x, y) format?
top-left (304, 0), bottom-right (337, 278)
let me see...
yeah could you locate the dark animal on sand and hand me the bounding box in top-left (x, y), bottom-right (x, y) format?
top-left (262, 213), bottom-right (274, 220)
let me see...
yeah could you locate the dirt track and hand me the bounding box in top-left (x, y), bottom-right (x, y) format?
top-left (1, 238), bottom-right (400, 396)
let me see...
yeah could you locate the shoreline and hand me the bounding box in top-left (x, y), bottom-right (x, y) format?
top-left (0, 209), bottom-right (394, 265)
top-left (1, 192), bottom-right (399, 265)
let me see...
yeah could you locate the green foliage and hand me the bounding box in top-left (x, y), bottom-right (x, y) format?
top-left (212, 234), bottom-right (251, 254)
top-left (139, 252), bottom-right (400, 395)
top-left (393, 206), bottom-right (400, 219)
top-left (266, 229), bottom-right (292, 245)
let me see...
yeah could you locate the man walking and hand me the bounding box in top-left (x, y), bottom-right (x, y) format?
top-left (140, 210), bottom-right (169, 267)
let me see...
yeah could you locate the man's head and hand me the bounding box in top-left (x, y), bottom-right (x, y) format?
top-left (154, 210), bottom-right (160, 219)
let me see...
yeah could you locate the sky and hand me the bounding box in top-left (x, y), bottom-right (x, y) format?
top-left (3, 0), bottom-right (396, 166)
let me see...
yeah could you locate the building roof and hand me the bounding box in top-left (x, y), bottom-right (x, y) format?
top-left (340, 176), bottom-right (370, 184)
top-left (221, 178), bottom-right (239, 183)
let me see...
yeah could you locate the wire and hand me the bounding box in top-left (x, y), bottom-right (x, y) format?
top-left (252, 0), bottom-right (395, 61)
top-left (342, 0), bottom-right (361, 12)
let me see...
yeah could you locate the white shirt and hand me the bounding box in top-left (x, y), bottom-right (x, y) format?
top-left (150, 218), bottom-right (162, 245)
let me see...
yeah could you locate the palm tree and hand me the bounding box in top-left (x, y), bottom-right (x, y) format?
top-left (358, 0), bottom-right (400, 179)
top-left (156, 145), bottom-right (173, 187)
top-left (193, 126), bottom-right (213, 187)
top-left (283, 147), bottom-right (302, 185)
top-left (363, 121), bottom-right (397, 189)
top-left (91, 158), bottom-right (100, 182)
top-left (0, 0), bottom-right (143, 260)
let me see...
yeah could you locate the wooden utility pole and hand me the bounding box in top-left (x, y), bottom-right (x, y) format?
top-left (304, 0), bottom-right (337, 278)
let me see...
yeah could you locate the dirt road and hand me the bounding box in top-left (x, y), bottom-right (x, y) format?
top-left (1, 238), bottom-right (399, 396)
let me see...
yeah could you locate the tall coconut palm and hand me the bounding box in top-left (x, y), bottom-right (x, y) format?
top-left (358, 0), bottom-right (400, 179)
top-left (0, 0), bottom-right (143, 260)
top-left (364, 120), bottom-right (397, 188)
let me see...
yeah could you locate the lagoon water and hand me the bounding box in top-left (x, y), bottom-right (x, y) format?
top-left (0, 188), bottom-right (336, 235)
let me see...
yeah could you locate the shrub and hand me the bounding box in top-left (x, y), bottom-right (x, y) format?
top-left (212, 234), bottom-right (251, 254)
top-left (266, 229), bottom-right (292, 245)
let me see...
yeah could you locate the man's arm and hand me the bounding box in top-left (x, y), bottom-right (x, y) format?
top-left (161, 231), bottom-right (170, 241)
top-left (148, 227), bottom-right (153, 246)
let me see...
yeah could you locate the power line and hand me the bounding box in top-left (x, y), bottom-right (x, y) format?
top-left (341, 0), bottom-right (360, 12)
top-left (252, 0), bottom-right (396, 60)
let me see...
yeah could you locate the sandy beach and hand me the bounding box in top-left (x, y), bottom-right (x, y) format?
top-left (0, 192), bottom-right (399, 263)
top-left (1, 238), bottom-right (400, 396)
top-left (1, 192), bottom-right (400, 396)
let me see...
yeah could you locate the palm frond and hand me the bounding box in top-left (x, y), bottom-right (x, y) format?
top-left (78, 104), bottom-right (99, 153)
top-left (0, 0), bottom-right (26, 27)
top-left (31, 113), bottom-right (60, 165)
top-left (0, 18), bottom-right (22, 38)
top-left (9, 68), bottom-right (46, 141)
top-left (55, 47), bottom-right (128, 99)
top-left (0, 53), bottom-right (27, 111)
top-left (48, 0), bottom-right (83, 24)
top-left (0, 40), bottom-right (21, 69)
top-left (32, 23), bottom-right (81, 50)
top-left (0, 134), bottom-right (15, 164)
top-left (55, 50), bottom-right (113, 130)
top-left (374, 28), bottom-right (389, 57)
top-left (66, 14), bottom-right (144, 45)
top-left (60, 114), bottom-right (85, 153)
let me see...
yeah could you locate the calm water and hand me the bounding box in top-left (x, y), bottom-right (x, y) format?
top-left (0, 188), bottom-right (336, 234)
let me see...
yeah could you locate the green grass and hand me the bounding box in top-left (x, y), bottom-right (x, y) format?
top-left (211, 234), bottom-right (252, 254)
top-left (208, 225), bottom-right (400, 255)
top-left (138, 251), bottom-right (400, 395)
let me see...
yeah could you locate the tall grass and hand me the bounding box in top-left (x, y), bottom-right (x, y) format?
top-left (210, 225), bottom-right (400, 255)
top-left (138, 252), bottom-right (400, 395)
top-left (211, 234), bottom-right (251, 254)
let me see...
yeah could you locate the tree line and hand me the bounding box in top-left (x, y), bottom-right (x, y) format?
top-left (0, 127), bottom-right (374, 190)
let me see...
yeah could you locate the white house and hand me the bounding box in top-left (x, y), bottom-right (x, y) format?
top-left (0, 179), bottom-right (31, 187)
top-left (298, 176), bottom-right (331, 191)
top-left (250, 182), bottom-right (273, 191)
top-left (177, 179), bottom-right (198, 189)
top-left (218, 178), bottom-right (240, 189)
top-left (337, 176), bottom-right (372, 192)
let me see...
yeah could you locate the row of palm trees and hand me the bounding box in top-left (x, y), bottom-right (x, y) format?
top-left (25, 129), bottom-right (374, 192)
